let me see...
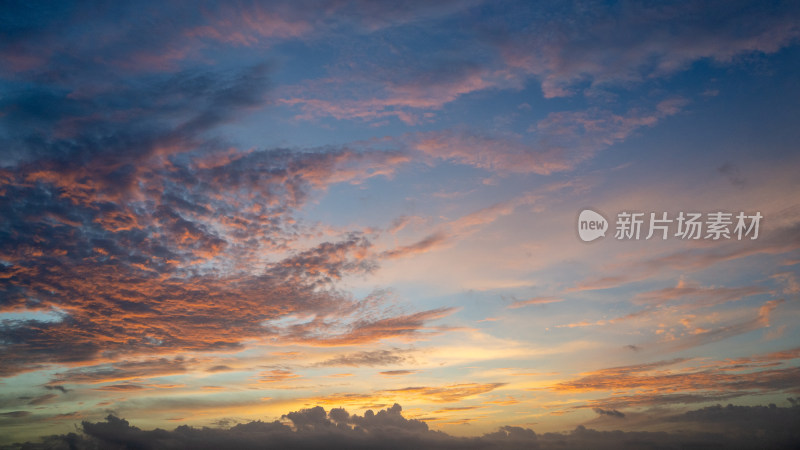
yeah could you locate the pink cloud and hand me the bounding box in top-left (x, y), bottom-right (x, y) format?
top-left (188, 3), bottom-right (311, 45)
top-left (496, 2), bottom-right (800, 97)
top-left (408, 99), bottom-right (684, 175)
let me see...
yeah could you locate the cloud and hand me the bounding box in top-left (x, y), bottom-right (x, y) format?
top-left (8, 402), bottom-right (800, 449)
top-left (49, 357), bottom-right (189, 385)
top-left (0, 7), bottom-right (429, 378)
top-left (508, 297), bottom-right (563, 309)
top-left (0, 55), bottom-right (423, 375)
top-left (771, 271), bottom-right (800, 295)
top-left (276, 0), bottom-right (797, 127)
top-left (574, 221), bottom-right (800, 291)
top-left (1, 2), bottom-right (797, 447)
top-left (0, 1), bottom-right (320, 79)
top-left (25, 393), bottom-right (57, 406)
top-left (378, 188), bottom-right (549, 259)
top-left (280, 57), bottom-right (513, 125)
top-left (6, 0), bottom-right (794, 133)
top-left (1, 62), bottom-right (272, 171)
top-left (490, 0), bottom-right (800, 97)
top-left (629, 403), bottom-right (800, 445)
top-left (558, 282), bottom-right (773, 338)
top-left (94, 384), bottom-right (146, 392)
top-left (186, 2), bottom-right (311, 46)
top-left (0, 208), bottom-right (449, 375)
top-left (381, 232), bottom-right (449, 259)
top-left (259, 369), bottom-right (301, 384)
top-left (0, 411), bottom-right (31, 418)
top-left (593, 408), bottom-right (625, 419)
top-left (0, 110), bottom-right (433, 378)
top-left (632, 281), bottom-right (764, 307)
top-left (386, 382), bottom-right (506, 403)
top-left (410, 100), bottom-right (685, 175)
top-left (718, 162), bottom-right (747, 188)
top-left (315, 349), bottom-right (414, 367)
top-left (380, 370), bottom-right (417, 376)
top-left (410, 130), bottom-right (573, 175)
top-left (271, 234), bottom-right (376, 285)
top-left (650, 299), bottom-right (783, 352)
top-left (553, 347), bottom-right (800, 409)
top-left (299, 380), bottom-right (508, 411)
top-left (44, 385), bottom-right (69, 394)
top-left (273, 307), bottom-right (456, 346)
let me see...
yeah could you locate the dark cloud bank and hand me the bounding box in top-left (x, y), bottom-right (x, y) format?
top-left (4, 402), bottom-right (800, 450)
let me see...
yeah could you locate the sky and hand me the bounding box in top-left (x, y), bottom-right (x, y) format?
top-left (1, 0), bottom-right (800, 448)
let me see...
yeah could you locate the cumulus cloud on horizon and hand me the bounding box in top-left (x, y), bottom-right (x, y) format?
top-left (4, 402), bottom-right (799, 450)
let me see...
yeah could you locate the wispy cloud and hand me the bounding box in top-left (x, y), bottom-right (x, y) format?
top-left (553, 346), bottom-right (800, 409)
top-left (315, 348), bottom-right (415, 367)
top-left (508, 297), bottom-right (563, 309)
top-left (491, 1), bottom-right (800, 97)
top-left (387, 383), bottom-right (506, 403)
top-left (408, 99), bottom-right (686, 175)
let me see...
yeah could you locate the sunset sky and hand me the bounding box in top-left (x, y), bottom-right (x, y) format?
top-left (1, 0), bottom-right (800, 447)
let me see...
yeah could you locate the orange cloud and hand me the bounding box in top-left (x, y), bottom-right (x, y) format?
top-left (380, 370), bottom-right (418, 376)
top-left (508, 297), bottom-right (563, 309)
top-left (552, 347), bottom-right (800, 409)
top-left (387, 383), bottom-right (507, 403)
top-left (259, 369), bottom-right (302, 384)
top-left (381, 232), bottom-right (448, 259)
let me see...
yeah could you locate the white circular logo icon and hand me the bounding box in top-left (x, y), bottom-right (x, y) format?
top-left (578, 209), bottom-right (608, 242)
